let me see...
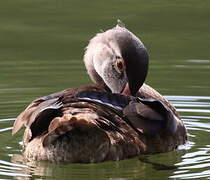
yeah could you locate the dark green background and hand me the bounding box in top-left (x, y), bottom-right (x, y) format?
top-left (0, 0), bottom-right (210, 179)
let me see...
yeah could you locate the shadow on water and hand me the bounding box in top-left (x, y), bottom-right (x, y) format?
top-left (0, 95), bottom-right (210, 179)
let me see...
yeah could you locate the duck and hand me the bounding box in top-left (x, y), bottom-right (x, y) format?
top-left (12, 23), bottom-right (187, 163)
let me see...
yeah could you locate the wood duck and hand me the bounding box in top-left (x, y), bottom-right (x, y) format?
top-left (12, 23), bottom-right (187, 163)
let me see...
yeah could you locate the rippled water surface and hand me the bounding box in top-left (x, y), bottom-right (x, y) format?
top-left (0, 0), bottom-right (210, 179)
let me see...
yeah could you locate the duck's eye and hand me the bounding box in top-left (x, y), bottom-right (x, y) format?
top-left (115, 58), bottom-right (125, 72)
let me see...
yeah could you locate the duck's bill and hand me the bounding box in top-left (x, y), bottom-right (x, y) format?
top-left (121, 84), bottom-right (132, 95)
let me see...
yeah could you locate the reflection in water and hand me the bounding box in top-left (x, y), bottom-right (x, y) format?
top-left (10, 154), bottom-right (148, 180)
top-left (0, 95), bottom-right (210, 179)
top-left (186, 59), bottom-right (210, 63)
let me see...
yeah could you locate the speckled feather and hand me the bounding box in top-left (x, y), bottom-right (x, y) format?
top-left (13, 84), bottom-right (187, 163)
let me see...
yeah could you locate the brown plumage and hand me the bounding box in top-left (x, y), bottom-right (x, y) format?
top-left (13, 84), bottom-right (187, 163)
top-left (12, 24), bottom-right (187, 163)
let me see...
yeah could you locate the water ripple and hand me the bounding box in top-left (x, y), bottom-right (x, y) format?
top-left (0, 160), bottom-right (31, 178)
top-left (168, 95), bottom-right (210, 179)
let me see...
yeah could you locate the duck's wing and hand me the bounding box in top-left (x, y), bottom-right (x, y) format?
top-left (123, 98), bottom-right (178, 136)
top-left (12, 91), bottom-right (65, 136)
top-left (76, 91), bottom-right (178, 136)
top-left (76, 90), bottom-right (132, 111)
top-left (138, 83), bottom-right (179, 117)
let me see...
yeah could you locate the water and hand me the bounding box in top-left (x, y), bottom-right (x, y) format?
top-left (0, 0), bottom-right (210, 179)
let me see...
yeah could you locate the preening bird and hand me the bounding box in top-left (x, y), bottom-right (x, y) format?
top-left (12, 23), bottom-right (187, 163)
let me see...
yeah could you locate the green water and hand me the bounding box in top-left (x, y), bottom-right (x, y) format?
top-left (0, 0), bottom-right (210, 179)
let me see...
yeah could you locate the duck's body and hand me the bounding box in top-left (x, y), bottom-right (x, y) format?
top-left (13, 23), bottom-right (187, 163)
top-left (13, 84), bottom-right (186, 163)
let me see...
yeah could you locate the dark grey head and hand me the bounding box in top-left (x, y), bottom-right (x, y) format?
top-left (84, 24), bottom-right (149, 96)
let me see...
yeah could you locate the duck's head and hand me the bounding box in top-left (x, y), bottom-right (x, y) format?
top-left (84, 23), bottom-right (149, 96)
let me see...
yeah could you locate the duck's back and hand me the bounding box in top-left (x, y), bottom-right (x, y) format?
top-left (12, 84), bottom-right (187, 163)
